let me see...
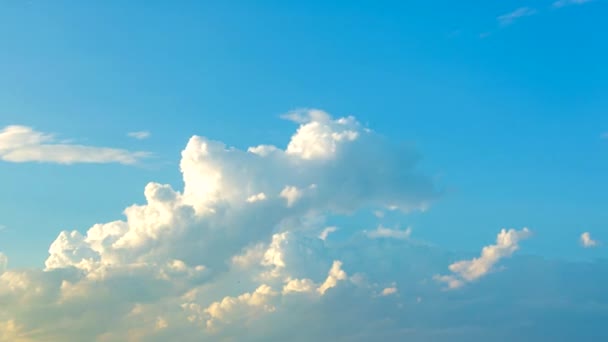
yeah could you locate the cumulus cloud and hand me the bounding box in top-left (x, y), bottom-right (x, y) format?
top-left (2, 110), bottom-right (607, 341)
top-left (127, 131), bottom-right (151, 140)
top-left (380, 286), bottom-right (398, 296)
top-left (0, 125), bottom-right (149, 165)
top-left (0, 110), bottom-right (443, 340)
top-left (246, 192), bottom-right (267, 203)
top-left (497, 7), bottom-right (537, 26)
top-left (580, 232), bottom-right (599, 248)
top-left (279, 186), bottom-right (303, 207)
top-left (553, 0), bottom-right (594, 8)
top-left (435, 228), bottom-right (531, 289)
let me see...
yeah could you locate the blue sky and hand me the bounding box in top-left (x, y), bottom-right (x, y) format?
top-left (2, 0), bottom-right (606, 266)
top-left (0, 1), bottom-right (607, 340)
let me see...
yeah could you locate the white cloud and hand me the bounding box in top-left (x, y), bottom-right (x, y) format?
top-left (381, 286), bottom-right (398, 296)
top-left (282, 278), bottom-right (316, 294)
top-left (366, 225), bottom-right (412, 240)
top-left (553, 0), bottom-right (594, 8)
top-left (0, 110), bottom-right (440, 340)
top-left (317, 261), bottom-right (348, 295)
top-left (497, 7), bottom-right (537, 26)
top-left (279, 186), bottom-right (302, 207)
top-left (127, 131), bottom-right (151, 140)
top-left (0, 125), bottom-right (149, 165)
top-left (580, 232), bottom-right (599, 248)
top-left (246, 192), bottom-right (267, 203)
top-left (4, 110), bottom-right (606, 340)
top-left (435, 228), bottom-right (531, 289)
top-left (318, 226), bottom-right (338, 241)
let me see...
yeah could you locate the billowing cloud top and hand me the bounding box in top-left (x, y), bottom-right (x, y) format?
top-left (0, 110), bottom-right (606, 341)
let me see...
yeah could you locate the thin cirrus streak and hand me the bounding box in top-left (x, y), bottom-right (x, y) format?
top-left (0, 125), bottom-right (150, 165)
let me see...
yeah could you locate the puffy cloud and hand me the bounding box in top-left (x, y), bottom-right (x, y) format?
top-left (2, 110), bottom-right (607, 341)
top-left (127, 131), bottom-right (151, 140)
top-left (380, 286), bottom-right (398, 296)
top-left (317, 261), bottom-right (348, 295)
top-left (580, 232), bottom-right (599, 248)
top-left (0, 110), bottom-right (441, 339)
top-left (280, 185), bottom-right (303, 207)
top-left (436, 228), bottom-right (531, 289)
top-left (246, 192), bottom-right (267, 203)
top-left (0, 125), bottom-right (149, 165)
top-left (200, 284), bottom-right (278, 330)
top-left (282, 278), bottom-right (316, 294)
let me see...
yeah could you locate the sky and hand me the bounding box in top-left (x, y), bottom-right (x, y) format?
top-left (0, 0), bottom-right (607, 341)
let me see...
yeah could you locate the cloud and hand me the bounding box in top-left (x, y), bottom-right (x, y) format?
top-left (0, 253), bottom-right (7, 274)
top-left (380, 286), bottom-right (398, 296)
top-left (601, 132), bottom-right (608, 139)
top-left (435, 228), bottom-right (531, 289)
top-left (497, 7), bottom-right (537, 26)
top-left (2, 110), bottom-right (607, 340)
top-left (0, 110), bottom-right (442, 339)
top-left (553, 0), bottom-right (594, 8)
top-left (279, 185), bottom-right (303, 207)
top-left (246, 192), bottom-right (267, 203)
top-left (366, 225), bottom-right (412, 240)
top-left (127, 131), bottom-right (151, 140)
top-left (0, 125), bottom-right (149, 165)
top-left (580, 232), bottom-right (599, 248)
top-left (318, 226), bottom-right (338, 241)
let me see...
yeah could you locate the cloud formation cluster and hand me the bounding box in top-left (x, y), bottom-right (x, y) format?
top-left (0, 110), bottom-right (439, 340)
top-left (1, 110), bottom-right (606, 341)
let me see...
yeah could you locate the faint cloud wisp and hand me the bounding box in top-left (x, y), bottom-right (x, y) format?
top-left (497, 7), bottom-right (538, 26)
top-left (553, 0), bottom-right (594, 8)
top-left (127, 131), bottom-right (151, 140)
top-left (0, 125), bottom-right (150, 165)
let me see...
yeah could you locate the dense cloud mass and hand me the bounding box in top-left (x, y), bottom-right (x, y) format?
top-left (1, 110), bottom-right (607, 341)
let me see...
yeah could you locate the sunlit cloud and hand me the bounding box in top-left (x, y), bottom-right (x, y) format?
top-left (0, 125), bottom-right (149, 165)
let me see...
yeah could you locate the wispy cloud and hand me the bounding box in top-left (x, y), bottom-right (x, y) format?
top-left (127, 131), bottom-right (151, 140)
top-left (366, 225), bottom-right (412, 240)
top-left (553, 0), bottom-right (594, 8)
top-left (0, 125), bottom-right (150, 165)
top-left (580, 232), bottom-right (599, 248)
top-left (497, 7), bottom-right (538, 26)
top-left (318, 226), bottom-right (338, 241)
top-left (601, 132), bottom-right (608, 139)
